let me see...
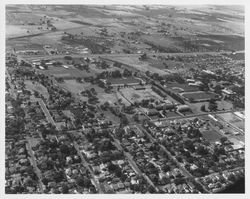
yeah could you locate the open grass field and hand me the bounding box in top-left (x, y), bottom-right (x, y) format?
top-left (98, 93), bottom-right (119, 106)
top-left (120, 87), bottom-right (163, 104)
top-left (200, 129), bottom-right (223, 143)
top-left (60, 80), bottom-right (85, 94)
top-left (232, 121), bottom-right (245, 131)
top-left (165, 111), bottom-right (181, 118)
top-left (223, 52), bottom-right (245, 60)
top-left (216, 112), bottom-right (245, 131)
top-left (167, 83), bottom-right (200, 93)
top-left (24, 80), bottom-right (49, 99)
top-left (106, 55), bottom-right (169, 75)
top-left (189, 99), bottom-right (233, 112)
top-left (217, 112), bottom-right (243, 123)
top-left (42, 65), bottom-right (95, 79)
top-left (182, 91), bottom-right (218, 101)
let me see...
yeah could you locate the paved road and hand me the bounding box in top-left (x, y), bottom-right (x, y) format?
top-left (215, 114), bottom-right (244, 134)
top-left (26, 138), bottom-right (44, 193)
top-left (150, 109), bottom-right (240, 124)
top-left (19, 50), bottom-right (244, 62)
top-left (7, 25), bottom-right (87, 40)
top-left (73, 141), bottom-right (103, 193)
top-left (37, 99), bottom-right (61, 131)
top-left (138, 125), bottom-right (210, 193)
top-left (6, 71), bottom-right (17, 99)
top-left (110, 132), bottom-right (159, 192)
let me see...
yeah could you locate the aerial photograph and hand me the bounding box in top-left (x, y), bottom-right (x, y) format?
top-left (5, 4), bottom-right (245, 194)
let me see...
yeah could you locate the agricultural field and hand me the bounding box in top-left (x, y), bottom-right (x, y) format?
top-left (140, 34), bottom-right (244, 53)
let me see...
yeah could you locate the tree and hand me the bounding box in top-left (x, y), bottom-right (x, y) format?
top-left (139, 53), bottom-right (147, 60)
top-left (76, 77), bottom-right (82, 83)
top-left (64, 56), bottom-right (72, 60)
top-left (162, 164), bottom-right (171, 172)
top-left (133, 113), bottom-right (140, 122)
top-left (34, 91), bottom-right (39, 98)
top-left (60, 184), bottom-right (69, 194)
top-left (200, 104), bottom-right (206, 112)
top-left (111, 70), bottom-right (122, 78)
top-left (113, 62), bottom-right (122, 68)
top-left (56, 77), bottom-right (64, 83)
top-left (196, 145), bottom-right (209, 155)
top-left (76, 176), bottom-right (91, 188)
top-left (220, 137), bottom-right (228, 145)
top-left (214, 85), bottom-right (222, 95)
top-left (60, 144), bottom-right (70, 155)
top-left (123, 68), bottom-right (132, 77)
top-left (148, 185), bottom-right (155, 193)
top-left (120, 113), bottom-right (129, 127)
top-left (53, 171), bottom-right (65, 183)
top-left (208, 99), bottom-right (218, 112)
top-left (100, 61), bottom-right (109, 69)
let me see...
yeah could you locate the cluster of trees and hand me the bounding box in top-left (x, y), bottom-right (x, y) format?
top-left (165, 90), bottom-right (185, 104)
top-left (97, 68), bottom-right (133, 80)
top-left (208, 99), bottom-right (218, 112)
top-left (152, 85), bottom-right (168, 98)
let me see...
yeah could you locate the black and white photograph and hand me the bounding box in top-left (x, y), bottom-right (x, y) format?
top-left (3, 0), bottom-right (247, 197)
